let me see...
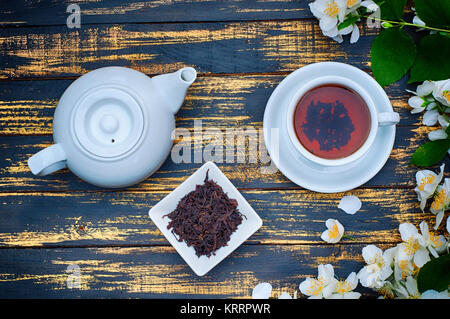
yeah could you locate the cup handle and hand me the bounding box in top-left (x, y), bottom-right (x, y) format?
top-left (378, 112), bottom-right (400, 126)
top-left (28, 144), bottom-right (67, 176)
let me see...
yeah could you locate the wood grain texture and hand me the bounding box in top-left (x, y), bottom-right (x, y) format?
top-left (0, 75), bottom-right (423, 137)
top-left (0, 0), bottom-right (312, 26)
top-left (0, 71), bottom-right (444, 192)
top-left (0, 188), bottom-right (440, 248)
top-left (0, 244), bottom-right (392, 298)
top-left (0, 20), bottom-right (378, 79)
top-left (1, 126), bottom-right (448, 192)
top-left (0, 0), bottom-right (441, 299)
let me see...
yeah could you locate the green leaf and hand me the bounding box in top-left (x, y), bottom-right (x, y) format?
top-left (409, 34), bottom-right (450, 83)
top-left (417, 253), bottom-right (450, 293)
top-left (371, 28), bottom-right (416, 87)
top-left (374, 0), bottom-right (407, 20)
top-left (410, 139), bottom-right (450, 166)
top-left (338, 15), bottom-right (360, 30)
top-left (414, 0), bottom-right (450, 29)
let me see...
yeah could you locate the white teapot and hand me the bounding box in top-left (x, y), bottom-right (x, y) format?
top-left (28, 66), bottom-right (197, 188)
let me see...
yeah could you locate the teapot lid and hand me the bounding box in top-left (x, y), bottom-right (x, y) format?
top-left (71, 85), bottom-right (145, 159)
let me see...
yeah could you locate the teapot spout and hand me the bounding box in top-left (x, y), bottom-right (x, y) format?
top-left (152, 67), bottom-right (197, 114)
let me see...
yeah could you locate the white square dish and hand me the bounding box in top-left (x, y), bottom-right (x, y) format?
top-left (148, 161), bottom-right (263, 276)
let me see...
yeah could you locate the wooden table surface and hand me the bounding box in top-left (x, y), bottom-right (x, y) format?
top-left (0, 0), bottom-right (448, 299)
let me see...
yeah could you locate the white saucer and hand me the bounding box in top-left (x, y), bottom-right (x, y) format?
top-left (263, 62), bottom-right (397, 193)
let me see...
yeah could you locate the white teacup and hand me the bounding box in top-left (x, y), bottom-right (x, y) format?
top-left (286, 75), bottom-right (400, 166)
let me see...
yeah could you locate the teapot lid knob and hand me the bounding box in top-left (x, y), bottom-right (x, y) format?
top-left (99, 114), bottom-right (120, 134)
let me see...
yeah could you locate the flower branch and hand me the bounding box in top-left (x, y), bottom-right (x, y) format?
top-left (364, 16), bottom-right (450, 34)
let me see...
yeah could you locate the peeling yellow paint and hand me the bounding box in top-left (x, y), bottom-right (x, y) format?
top-left (0, 225), bottom-right (152, 247)
top-left (0, 246), bottom-right (348, 296)
top-left (0, 21), bottom-right (379, 79)
top-left (0, 188), bottom-right (436, 247)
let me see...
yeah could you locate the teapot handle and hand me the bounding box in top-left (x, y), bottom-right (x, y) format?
top-left (28, 144), bottom-right (67, 176)
top-left (378, 111), bottom-right (400, 126)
